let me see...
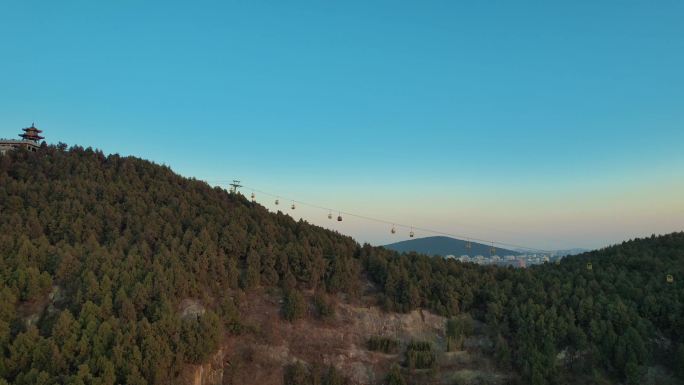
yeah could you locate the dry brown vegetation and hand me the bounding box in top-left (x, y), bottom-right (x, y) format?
top-left (201, 289), bottom-right (508, 385)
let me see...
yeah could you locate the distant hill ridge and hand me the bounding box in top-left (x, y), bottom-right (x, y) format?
top-left (384, 235), bottom-right (522, 257)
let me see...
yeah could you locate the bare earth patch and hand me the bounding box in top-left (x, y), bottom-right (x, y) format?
top-left (202, 289), bottom-right (509, 385)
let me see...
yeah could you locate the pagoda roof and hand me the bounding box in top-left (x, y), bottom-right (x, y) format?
top-left (22, 123), bottom-right (43, 133)
top-left (19, 133), bottom-right (44, 140)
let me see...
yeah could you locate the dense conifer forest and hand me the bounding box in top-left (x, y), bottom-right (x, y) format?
top-left (0, 145), bottom-right (682, 385)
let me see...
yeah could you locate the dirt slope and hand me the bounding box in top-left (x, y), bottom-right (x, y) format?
top-left (190, 289), bottom-right (509, 385)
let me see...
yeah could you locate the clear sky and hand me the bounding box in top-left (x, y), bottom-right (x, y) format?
top-left (2, 1), bottom-right (683, 250)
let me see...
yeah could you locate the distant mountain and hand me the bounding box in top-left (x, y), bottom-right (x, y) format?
top-left (384, 235), bottom-right (522, 257)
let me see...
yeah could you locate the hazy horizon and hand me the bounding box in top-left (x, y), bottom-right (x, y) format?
top-left (2, 1), bottom-right (683, 250)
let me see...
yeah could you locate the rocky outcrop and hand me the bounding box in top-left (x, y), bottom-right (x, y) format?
top-left (179, 298), bottom-right (206, 320)
top-left (19, 285), bottom-right (62, 328)
top-left (185, 290), bottom-right (508, 385)
top-left (188, 348), bottom-right (225, 385)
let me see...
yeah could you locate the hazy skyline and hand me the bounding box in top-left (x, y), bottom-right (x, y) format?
top-left (2, 1), bottom-right (683, 250)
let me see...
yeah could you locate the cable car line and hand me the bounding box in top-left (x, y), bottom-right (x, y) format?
top-left (219, 182), bottom-right (552, 254)
top-left (210, 180), bottom-right (573, 247)
top-left (215, 183), bottom-right (554, 254)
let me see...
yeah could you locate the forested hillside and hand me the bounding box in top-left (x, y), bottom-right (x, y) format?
top-left (365, 236), bottom-right (684, 384)
top-left (1, 145), bottom-right (682, 385)
top-left (0, 145), bottom-right (361, 385)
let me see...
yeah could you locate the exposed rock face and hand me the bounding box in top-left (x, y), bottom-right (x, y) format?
top-left (182, 290), bottom-right (508, 385)
top-left (188, 348), bottom-right (225, 385)
top-left (20, 285), bottom-right (62, 328)
top-left (180, 298), bottom-right (206, 320)
top-left (185, 291), bottom-right (442, 385)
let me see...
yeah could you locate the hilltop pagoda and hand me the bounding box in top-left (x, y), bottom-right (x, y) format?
top-left (19, 123), bottom-right (45, 142)
top-left (0, 123), bottom-right (45, 154)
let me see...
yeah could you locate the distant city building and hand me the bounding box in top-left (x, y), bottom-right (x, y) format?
top-left (0, 124), bottom-right (45, 155)
top-left (449, 251), bottom-right (552, 269)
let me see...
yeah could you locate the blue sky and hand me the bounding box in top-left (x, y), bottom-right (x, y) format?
top-left (1, 0), bottom-right (683, 250)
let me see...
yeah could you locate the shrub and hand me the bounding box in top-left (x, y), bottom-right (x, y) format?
top-left (313, 291), bottom-right (335, 320)
top-left (367, 336), bottom-right (400, 354)
top-left (405, 340), bottom-right (435, 370)
top-left (282, 289), bottom-right (306, 321)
